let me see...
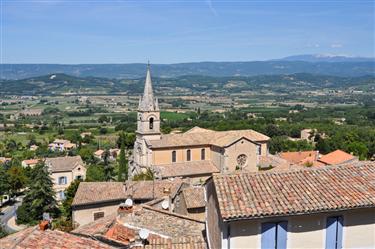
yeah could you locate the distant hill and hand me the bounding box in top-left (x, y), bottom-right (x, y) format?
top-left (277, 54), bottom-right (374, 63)
top-left (1, 73), bottom-right (374, 95)
top-left (1, 59), bottom-right (374, 79)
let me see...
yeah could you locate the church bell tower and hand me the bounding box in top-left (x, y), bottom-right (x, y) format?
top-left (136, 63), bottom-right (161, 140)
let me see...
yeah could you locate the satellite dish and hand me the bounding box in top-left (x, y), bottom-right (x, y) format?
top-left (125, 198), bottom-right (133, 207)
top-left (139, 228), bottom-right (149, 240)
top-left (161, 199), bottom-right (169, 210)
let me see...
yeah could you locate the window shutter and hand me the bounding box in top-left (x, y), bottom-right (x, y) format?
top-left (276, 221), bottom-right (288, 249)
top-left (336, 216), bottom-right (343, 249)
top-left (325, 217), bottom-right (337, 249)
top-left (261, 222), bottom-right (276, 249)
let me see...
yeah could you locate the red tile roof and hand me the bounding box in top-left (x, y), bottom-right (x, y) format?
top-left (72, 182), bottom-right (125, 206)
top-left (212, 162), bottom-right (375, 221)
top-left (0, 226), bottom-right (115, 249)
top-left (182, 187), bottom-right (206, 209)
top-left (145, 236), bottom-right (207, 249)
top-left (278, 150), bottom-right (319, 165)
top-left (154, 161), bottom-right (219, 178)
top-left (318, 149), bottom-right (356, 165)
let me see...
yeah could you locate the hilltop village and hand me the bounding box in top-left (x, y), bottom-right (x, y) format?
top-left (0, 66), bottom-right (374, 249)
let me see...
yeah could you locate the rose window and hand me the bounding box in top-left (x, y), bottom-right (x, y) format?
top-left (237, 154), bottom-right (248, 167)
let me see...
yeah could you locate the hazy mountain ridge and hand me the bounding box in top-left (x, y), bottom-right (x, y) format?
top-left (1, 59), bottom-right (374, 79)
top-left (1, 73), bottom-right (374, 95)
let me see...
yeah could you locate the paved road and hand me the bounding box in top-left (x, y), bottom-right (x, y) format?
top-left (0, 199), bottom-right (22, 233)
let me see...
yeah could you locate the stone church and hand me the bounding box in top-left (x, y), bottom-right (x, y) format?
top-left (130, 65), bottom-right (274, 182)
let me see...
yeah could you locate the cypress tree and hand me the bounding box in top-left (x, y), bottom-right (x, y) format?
top-left (117, 139), bottom-right (128, 182)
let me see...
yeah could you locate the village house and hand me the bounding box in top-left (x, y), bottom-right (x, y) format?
top-left (80, 132), bottom-right (92, 138)
top-left (205, 162), bottom-right (375, 249)
top-left (94, 148), bottom-right (120, 161)
top-left (277, 150), bottom-right (322, 168)
top-left (48, 139), bottom-right (76, 151)
top-left (72, 178), bottom-right (184, 227)
top-left (130, 65), bottom-right (272, 183)
top-left (0, 157), bottom-right (11, 164)
top-left (21, 158), bottom-right (40, 168)
top-left (29, 144), bottom-right (39, 151)
top-left (45, 156), bottom-right (86, 201)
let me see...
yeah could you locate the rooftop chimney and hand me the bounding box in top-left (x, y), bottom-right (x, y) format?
top-left (39, 220), bottom-right (49, 231)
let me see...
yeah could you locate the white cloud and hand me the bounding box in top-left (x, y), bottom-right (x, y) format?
top-left (205, 0), bottom-right (218, 16)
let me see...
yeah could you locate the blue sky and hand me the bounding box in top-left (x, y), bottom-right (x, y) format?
top-left (2, 0), bottom-right (374, 63)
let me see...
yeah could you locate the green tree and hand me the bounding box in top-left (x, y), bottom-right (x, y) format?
top-left (0, 167), bottom-right (9, 197)
top-left (7, 165), bottom-right (26, 197)
top-left (86, 165), bottom-right (106, 182)
top-left (132, 168), bottom-right (154, 181)
top-left (62, 179), bottom-right (81, 219)
top-left (117, 139), bottom-right (128, 181)
top-left (16, 162), bottom-right (59, 225)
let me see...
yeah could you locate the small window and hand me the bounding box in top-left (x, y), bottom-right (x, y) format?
top-left (75, 175), bottom-right (83, 180)
top-left (325, 216), bottom-right (343, 249)
top-left (187, 149), bottom-right (191, 161)
top-left (172, 151), bottom-right (176, 163)
top-left (93, 212), bottom-right (105, 221)
top-left (258, 145), bottom-right (262, 155)
top-left (58, 191), bottom-right (65, 200)
top-left (149, 117), bottom-right (154, 130)
top-left (201, 148), bottom-right (205, 160)
top-left (58, 176), bottom-right (67, 185)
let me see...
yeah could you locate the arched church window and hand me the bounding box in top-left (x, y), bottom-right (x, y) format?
top-left (172, 151), bottom-right (177, 163)
top-left (187, 149), bottom-right (191, 161)
top-left (149, 117), bottom-right (154, 130)
top-left (201, 149), bottom-right (205, 160)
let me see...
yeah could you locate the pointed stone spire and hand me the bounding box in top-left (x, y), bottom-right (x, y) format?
top-left (138, 62), bottom-right (159, 111)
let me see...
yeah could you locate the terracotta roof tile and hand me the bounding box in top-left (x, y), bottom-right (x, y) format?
top-left (278, 151), bottom-right (319, 165)
top-left (148, 127), bottom-right (269, 148)
top-left (72, 179), bottom-right (184, 206)
top-left (154, 161), bottom-right (220, 178)
top-left (0, 226), bottom-right (115, 249)
top-left (145, 236), bottom-right (207, 249)
top-left (183, 187), bottom-right (206, 209)
top-left (124, 179), bottom-right (183, 200)
top-left (318, 149), bottom-right (357, 165)
top-left (213, 162), bottom-right (375, 221)
top-left (72, 182), bottom-right (125, 206)
top-left (73, 205), bottom-right (206, 247)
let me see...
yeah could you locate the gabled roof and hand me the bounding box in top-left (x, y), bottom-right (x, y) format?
top-left (72, 179), bottom-right (184, 207)
top-left (0, 226), bottom-right (114, 249)
top-left (318, 149), bottom-right (356, 165)
top-left (182, 187), bottom-right (206, 209)
top-left (72, 182), bottom-right (125, 207)
top-left (124, 179), bottom-right (183, 200)
top-left (279, 150), bottom-right (319, 165)
top-left (148, 128), bottom-right (269, 149)
top-left (212, 162), bottom-right (375, 221)
top-left (154, 161), bottom-right (220, 178)
top-left (45, 155), bottom-right (85, 173)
